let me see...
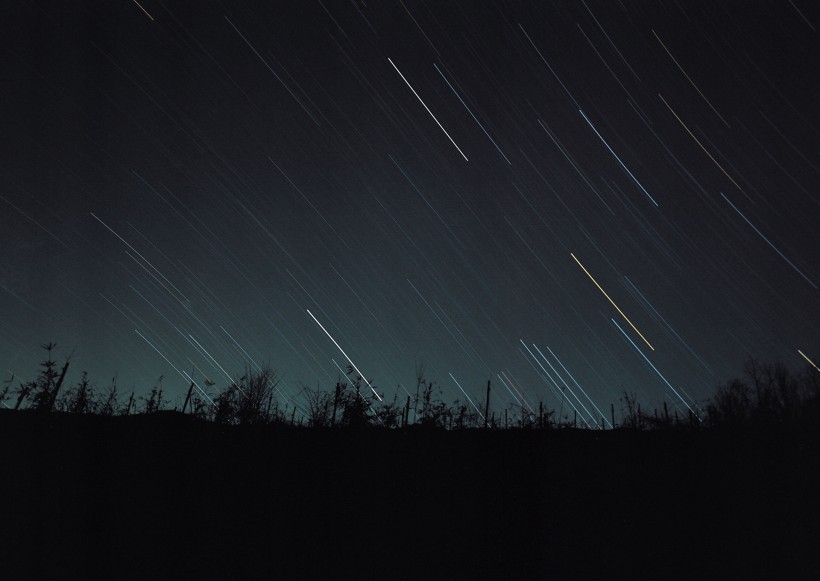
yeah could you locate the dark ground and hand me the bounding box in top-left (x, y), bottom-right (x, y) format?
top-left (2, 410), bottom-right (818, 580)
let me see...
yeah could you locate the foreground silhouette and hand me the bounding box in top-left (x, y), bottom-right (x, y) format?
top-left (2, 409), bottom-right (817, 579)
top-left (2, 346), bottom-right (819, 579)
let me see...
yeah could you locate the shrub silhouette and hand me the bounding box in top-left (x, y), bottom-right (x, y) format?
top-left (1, 372), bottom-right (15, 409)
top-left (12, 343), bottom-right (70, 412)
top-left (338, 372), bottom-right (379, 428)
top-left (302, 381), bottom-right (336, 427)
top-left (56, 371), bottom-right (97, 414)
top-left (415, 368), bottom-right (450, 428)
top-left (373, 392), bottom-right (404, 428)
top-left (213, 366), bottom-right (280, 425)
top-left (141, 376), bottom-right (168, 414)
top-left (619, 390), bottom-right (641, 429)
top-left (97, 377), bottom-right (121, 416)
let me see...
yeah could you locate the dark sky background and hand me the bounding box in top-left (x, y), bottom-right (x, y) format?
top-left (2, 0), bottom-right (818, 422)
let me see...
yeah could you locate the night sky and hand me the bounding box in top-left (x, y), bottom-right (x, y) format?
top-left (2, 0), bottom-right (819, 422)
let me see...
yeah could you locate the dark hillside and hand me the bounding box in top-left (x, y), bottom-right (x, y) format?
top-left (2, 410), bottom-right (818, 580)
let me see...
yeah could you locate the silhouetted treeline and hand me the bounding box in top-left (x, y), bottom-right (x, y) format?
top-left (2, 342), bottom-right (819, 429)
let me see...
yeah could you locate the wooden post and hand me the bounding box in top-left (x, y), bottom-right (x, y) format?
top-left (505, 408), bottom-right (508, 429)
top-left (484, 380), bottom-right (491, 428)
top-left (539, 401), bottom-right (544, 429)
top-left (573, 410), bottom-right (577, 429)
top-left (404, 396), bottom-right (411, 427)
top-left (611, 403), bottom-right (615, 429)
top-left (44, 361), bottom-right (70, 412)
top-left (331, 382), bottom-right (340, 427)
top-left (14, 383), bottom-right (33, 410)
top-left (663, 401), bottom-right (670, 424)
top-left (182, 381), bottom-right (195, 414)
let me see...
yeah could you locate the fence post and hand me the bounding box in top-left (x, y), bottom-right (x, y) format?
top-left (611, 403), bottom-right (615, 429)
top-left (182, 381), bottom-right (195, 414)
top-left (45, 361), bottom-right (70, 412)
top-left (484, 380), bottom-right (491, 428)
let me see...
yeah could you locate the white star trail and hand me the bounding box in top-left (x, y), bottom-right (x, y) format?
top-left (307, 309), bottom-right (381, 401)
top-left (388, 57), bottom-right (469, 161)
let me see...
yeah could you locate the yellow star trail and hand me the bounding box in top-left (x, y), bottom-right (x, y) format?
top-left (798, 350), bottom-right (820, 373)
top-left (571, 253), bottom-right (655, 351)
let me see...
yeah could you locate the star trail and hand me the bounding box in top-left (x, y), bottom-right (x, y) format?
top-left (1, 0), bottom-right (818, 420)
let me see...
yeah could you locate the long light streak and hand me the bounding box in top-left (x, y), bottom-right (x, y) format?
top-left (388, 57), bottom-right (469, 160)
top-left (798, 350), bottom-right (820, 373)
top-left (449, 373), bottom-right (486, 422)
top-left (500, 370), bottom-right (535, 413)
top-left (181, 370), bottom-right (216, 407)
top-left (536, 120), bottom-right (614, 214)
top-left (91, 213), bottom-right (190, 304)
top-left (433, 63), bottom-right (510, 164)
top-left (220, 326), bottom-right (263, 373)
top-left (225, 16), bottom-right (320, 125)
top-left (188, 334), bottom-right (238, 389)
top-left (520, 340), bottom-right (590, 427)
top-left (496, 373), bottom-right (524, 409)
top-left (611, 319), bottom-right (698, 419)
top-left (720, 193), bottom-right (818, 289)
top-left (132, 0), bottom-right (154, 21)
top-left (518, 346), bottom-right (566, 407)
top-left (518, 24), bottom-right (581, 109)
top-left (571, 253), bottom-right (655, 350)
top-left (623, 276), bottom-right (713, 375)
top-left (135, 329), bottom-right (184, 377)
top-left (579, 109), bottom-right (658, 207)
top-left (331, 359), bottom-right (382, 424)
top-left (406, 280), bottom-right (483, 369)
top-left (546, 345), bottom-right (611, 428)
top-left (306, 309), bottom-right (382, 401)
top-left (533, 344), bottom-right (596, 426)
top-left (658, 94), bottom-right (745, 193)
top-left (652, 30), bottom-right (730, 127)
top-left (580, 0), bottom-right (641, 81)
